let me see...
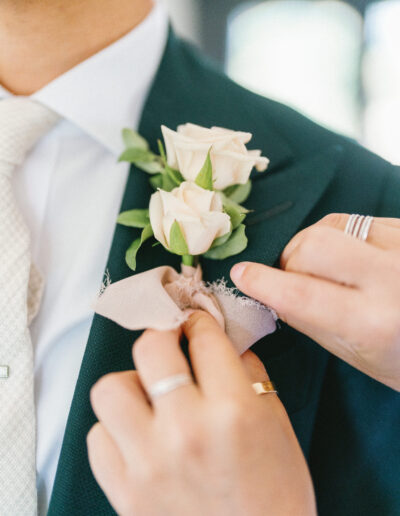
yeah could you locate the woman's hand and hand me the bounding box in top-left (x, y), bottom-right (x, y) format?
top-left (231, 214), bottom-right (400, 391)
top-left (88, 311), bottom-right (316, 516)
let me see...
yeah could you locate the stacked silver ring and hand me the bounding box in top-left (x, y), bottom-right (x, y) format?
top-left (344, 214), bottom-right (374, 241)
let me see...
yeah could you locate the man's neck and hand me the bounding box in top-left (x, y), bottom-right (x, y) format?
top-left (0, 0), bottom-right (153, 95)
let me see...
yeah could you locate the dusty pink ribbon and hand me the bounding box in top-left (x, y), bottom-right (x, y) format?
top-left (94, 265), bottom-right (277, 355)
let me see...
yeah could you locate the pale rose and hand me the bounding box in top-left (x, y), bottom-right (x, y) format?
top-left (161, 123), bottom-right (269, 190)
top-left (149, 182), bottom-right (231, 256)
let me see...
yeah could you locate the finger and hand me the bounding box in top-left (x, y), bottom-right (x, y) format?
top-left (317, 214), bottom-right (400, 250)
top-left (132, 328), bottom-right (199, 411)
top-left (231, 261), bottom-right (360, 340)
top-left (183, 311), bottom-right (254, 399)
top-left (281, 225), bottom-right (385, 287)
top-left (87, 423), bottom-right (127, 511)
top-left (318, 213), bottom-right (400, 231)
top-left (282, 215), bottom-right (400, 265)
top-left (91, 371), bottom-right (152, 449)
top-left (240, 351), bottom-right (291, 423)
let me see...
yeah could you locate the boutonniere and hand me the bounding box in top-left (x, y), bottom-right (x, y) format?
top-left (95, 124), bottom-right (277, 354)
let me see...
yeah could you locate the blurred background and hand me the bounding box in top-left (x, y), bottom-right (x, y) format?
top-left (161, 0), bottom-right (400, 165)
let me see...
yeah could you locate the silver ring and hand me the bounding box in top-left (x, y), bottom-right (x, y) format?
top-left (345, 214), bottom-right (374, 241)
top-left (147, 373), bottom-right (193, 401)
top-left (359, 216), bottom-right (374, 241)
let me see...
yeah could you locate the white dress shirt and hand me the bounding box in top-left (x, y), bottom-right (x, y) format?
top-left (0, 3), bottom-right (168, 513)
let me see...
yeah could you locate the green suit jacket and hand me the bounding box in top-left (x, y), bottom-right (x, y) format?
top-left (48, 31), bottom-right (400, 516)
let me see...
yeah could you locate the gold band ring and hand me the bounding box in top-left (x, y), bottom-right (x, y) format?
top-left (252, 381), bottom-right (278, 395)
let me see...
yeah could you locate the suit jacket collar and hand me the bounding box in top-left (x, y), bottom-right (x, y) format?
top-left (48, 31), bottom-right (342, 515)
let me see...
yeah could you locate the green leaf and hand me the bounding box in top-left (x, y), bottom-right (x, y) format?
top-left (125, 224), bottom-right (153, 271)
top-left (122, 128), bottom-right (149, 150)
top-left (210, 230), bottom-right (232, 249)
top-left (119, 148), bottom-right (155, 164)
top-left (195, 150), bottom-right (213, 191)
top-left (166, 166), bottom-right (185, 186)
top-left (117, 209), bottom-right (150, 228)
top-left (223, 181), bottom-right (252, 204)
top-left (149, 174), bottom-right (163, 190)
top-left (169, 221), bottom-right (189, 256)
top-left (221, 193), bottom-right (250, 214)
top-left (157, 139), bottom-right (167, 164)
top-left (204, 224), bottom-right (248, 260)
top-left (135, 160), bottom-right (164, 174)
top-left (149, 171), bottom-right (178, 192)
top-left (224, 204), bottom-right (246, 229)
top-left (161, 173), bottom-right (178, 192)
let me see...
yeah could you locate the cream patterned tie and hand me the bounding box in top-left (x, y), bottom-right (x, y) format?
top-left (0, 98), bottom-right (59, 515)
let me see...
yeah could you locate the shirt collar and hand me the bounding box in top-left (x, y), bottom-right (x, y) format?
top-left (0, 1), bottom-right (169, 156)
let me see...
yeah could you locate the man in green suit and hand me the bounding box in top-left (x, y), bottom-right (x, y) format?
top-left (0, 0), bottom-right (399, 514)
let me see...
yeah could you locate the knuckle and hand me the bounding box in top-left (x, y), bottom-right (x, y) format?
top-left (170, 421), bottom-right (205, 460)
top-left (286, 232), bottom-right (320, 270)
top-left (319, 212), bottom-right (347, 230)
top-left (137, 460), bottom-right (166, 486)
top-left (219, 399), bottom-right (257, 433)
top-left (90, 372), bottom-right (121, 410)
top-left (86, 422), bottom-right (102, 450)
top-left (132, 331), bottom-right (156, 364)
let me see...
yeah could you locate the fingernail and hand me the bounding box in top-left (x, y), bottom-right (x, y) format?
top-left (230, 262), bottom-right (248, 283)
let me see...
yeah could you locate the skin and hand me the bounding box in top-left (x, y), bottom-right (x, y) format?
top-left (88, 312), bottom-right (316, 516)
top-left (231, 213), bottom-right (400, 392)
top-left (0, 0), bottom-right (153, 95)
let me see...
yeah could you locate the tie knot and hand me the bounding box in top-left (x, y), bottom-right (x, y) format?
top-left (0, 98), bottom-right (60, 172)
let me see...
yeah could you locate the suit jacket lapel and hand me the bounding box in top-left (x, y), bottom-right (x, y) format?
top-left (48, 31), bottom-right (342, 515)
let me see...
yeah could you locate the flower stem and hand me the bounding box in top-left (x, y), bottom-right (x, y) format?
top-left (182, 254), bottom-right (194, 267)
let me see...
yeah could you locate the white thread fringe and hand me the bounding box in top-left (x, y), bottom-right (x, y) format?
top-left (208, 278), bottom-right (278, 320)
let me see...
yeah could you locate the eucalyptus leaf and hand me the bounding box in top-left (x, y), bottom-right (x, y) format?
top-left (117, 209), bottom-right (150, 228)
top-left (125, 224), bottom-right (153, 271)
top-left (169, 221), bottom-right (189, 256)
top-left (195, 150), bottom-right (213, 191)
top-left (122, 128), bottom-right (149, 150)
top-left (119, 148), bottom-right (155, 164)
top-left (223, 181), bottom-right (252, 204)
top-left (204, 224), bottom-right (248, 260)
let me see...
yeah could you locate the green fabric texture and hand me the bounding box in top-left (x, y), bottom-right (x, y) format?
top-left (48, 31), bottom-right (400, 516)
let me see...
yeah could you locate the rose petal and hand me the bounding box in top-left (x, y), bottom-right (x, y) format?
top-left (179, 182), bottom-right (215, 213)
top-left (159, 188), bottom-right (193, 217)
top-left (149, 191), bottom-right (168, 247)
top-left (161, 125), bottom-right (180, 168)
